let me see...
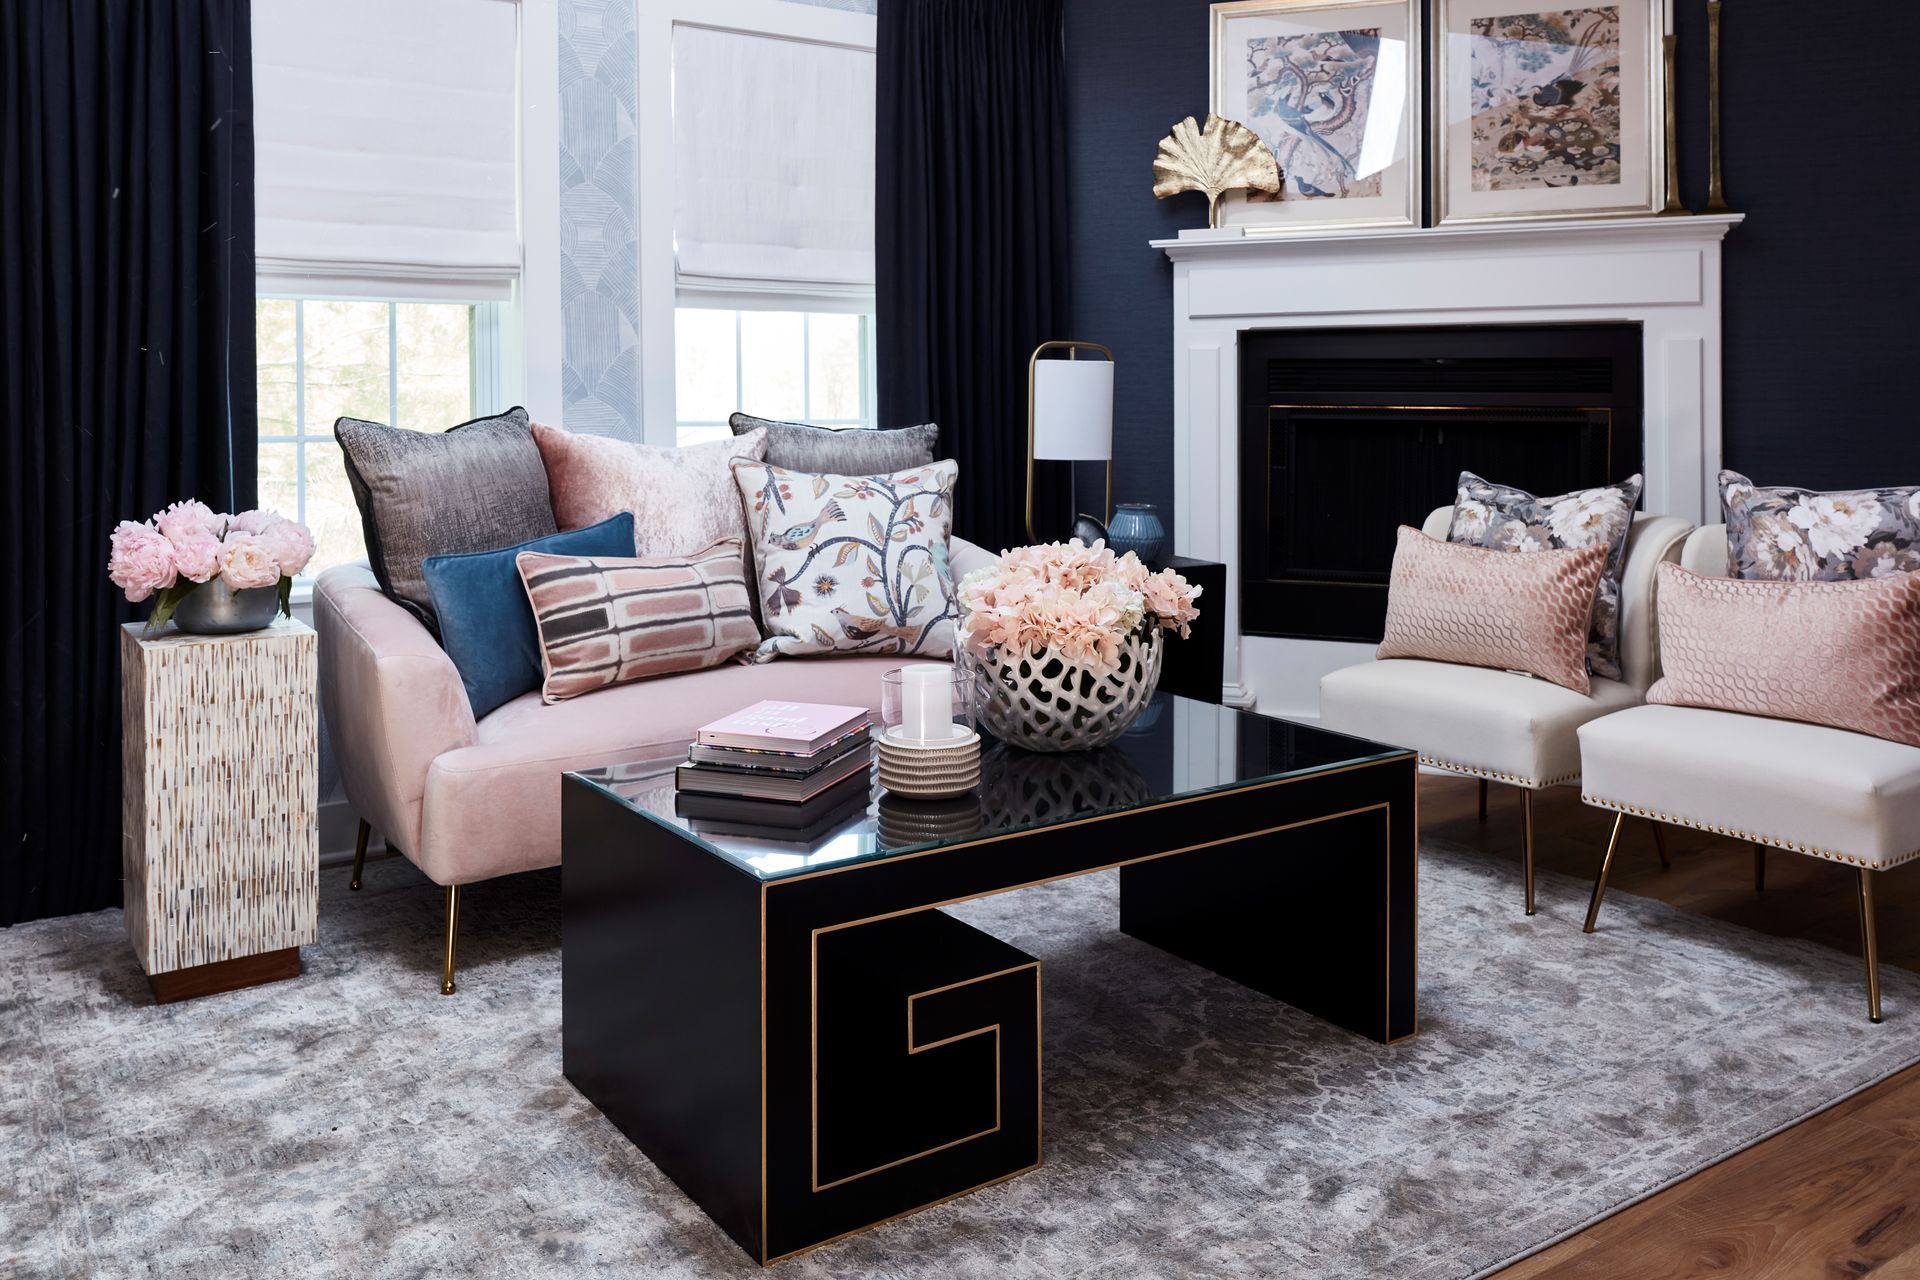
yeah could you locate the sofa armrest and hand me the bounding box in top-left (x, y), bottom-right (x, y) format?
top-left (1618, 513), bottom-right (1695, 692)
top-left (949, 534), bottom-right (999, 581)
top-left (314, 563), bottom-right (475, 856)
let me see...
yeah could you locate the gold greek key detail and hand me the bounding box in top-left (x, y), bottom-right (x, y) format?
top-left (1580, 795), bottom-right (1920, 870)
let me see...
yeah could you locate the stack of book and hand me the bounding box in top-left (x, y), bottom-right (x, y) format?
top-left (674, 700), bottom-right (873, 837)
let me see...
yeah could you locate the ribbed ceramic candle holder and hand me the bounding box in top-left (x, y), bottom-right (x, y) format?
top-left (875, 726), bottom-right (981, 800)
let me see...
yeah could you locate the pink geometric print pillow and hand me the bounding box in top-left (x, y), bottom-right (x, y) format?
top-left (1376, 527), bottom-right (1608, 695)
top-left (516, 540), bottom-right (760, 703)
top-left (1647, 562), bottom-right (1920, 748)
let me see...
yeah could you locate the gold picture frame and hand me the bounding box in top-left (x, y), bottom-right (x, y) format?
top-left (1433, 0), bottom-right (1669, 225)
top-left (1208, 0), bottom-right (1424, 234)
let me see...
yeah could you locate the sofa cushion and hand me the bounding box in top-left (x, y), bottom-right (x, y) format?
top-left (730, 412), bottom-right (938, 473)
top-left (423, 513), bottom-right (636, 719)
top-left (1720, 469), bottom-right (1920, 582)
top-left (1448, 470), bottom-right (1643, 680)
top-left (1320, 658), bottom-right (1640, 787)
top-left (416, 655), bottom-right (918, 883)
top-left (335, 407), bottom-right (557, 635)
top-left (1580, 704), bottom-right (1920, 868)
top-left (518, 539), bottom-right (759, 702)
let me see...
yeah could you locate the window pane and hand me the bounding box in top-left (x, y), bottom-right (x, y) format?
top-left (807, 313), bottom-right (863, 422)
top-left (676, 424), bottom-right (731, 448)
top-left (675, 308), bottom-right (738, 423)
top-left (303, 300), bottom-right (391, 427)
top-left (739, 311), bottom-right (804, 421)
top-left (395, 303), bottom-right (473, 430)
top-left (257, 299), bottom-right (299, 437)
top-left (303, 442), bottom-right (366, 578)
top-left (257, 441), bottom-right (299, 525)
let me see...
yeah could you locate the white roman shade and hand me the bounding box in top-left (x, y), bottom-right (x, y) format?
top-left (671, 24), bottom-right (876, 301)
top-left (252, 0), bottom-right (520, 299)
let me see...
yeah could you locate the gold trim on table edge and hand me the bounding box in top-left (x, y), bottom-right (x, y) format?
top-left (1580, 795), bottom-right (1920, 870)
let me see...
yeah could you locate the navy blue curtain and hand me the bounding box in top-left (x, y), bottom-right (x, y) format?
top-left (877, 0), bottom-right (1071, 553)
top-left (0, 0), bottom-right (257, 925)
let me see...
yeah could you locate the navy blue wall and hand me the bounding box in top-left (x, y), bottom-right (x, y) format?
top-left (1063, 0), bottom-right (1920, 530)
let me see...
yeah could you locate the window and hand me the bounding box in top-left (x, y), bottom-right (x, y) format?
top-left (257, 297), bottom-right (492, 579)
top-left (674, 307), bottom-right (876, 447)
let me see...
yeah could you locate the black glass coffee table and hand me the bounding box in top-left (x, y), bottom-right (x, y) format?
top-left (560, 693), bottom-right (1416, 1265)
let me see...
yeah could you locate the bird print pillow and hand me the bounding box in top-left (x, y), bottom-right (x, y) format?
top-left (730, 458), bottom-right (959, 662)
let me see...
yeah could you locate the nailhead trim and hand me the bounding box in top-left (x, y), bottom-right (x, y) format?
top-left (1419, 753), bottom-right (1578, 791)
top-left (1580, 795), bottom-right (1920, 870)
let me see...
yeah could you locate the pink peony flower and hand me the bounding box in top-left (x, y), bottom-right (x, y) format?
top-left (108, 520), bottom-right (178, 603)
top-left (219, 532), bottom-right (282, 590)
top-left (170, 531), bottom-right (224, 583)
top-left (256, 517), bottom-right (316, 575)
top-left (153, 499), bottom-right (223, 542)
top-left (227, 509), bottom-right (278, 535)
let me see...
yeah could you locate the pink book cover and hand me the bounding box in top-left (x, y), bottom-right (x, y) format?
top-left (696, 700), bottom-right (870, 753)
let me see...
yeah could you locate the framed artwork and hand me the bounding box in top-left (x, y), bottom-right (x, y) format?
top-left (1209, 0), bottom-right (1423, 234)
top-left (1435, 0), bottom-right (1668, 224)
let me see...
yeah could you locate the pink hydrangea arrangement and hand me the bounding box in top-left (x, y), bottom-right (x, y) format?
top-left (956, 539), bottom-right (1202, 675)
top-left (108, 500), bottom-right (316, 629)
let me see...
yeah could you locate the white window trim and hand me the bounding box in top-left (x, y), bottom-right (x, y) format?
top-left (673, 308), bottom-right (877, 442)
top-left (636, 0), bottom-right (878, 449)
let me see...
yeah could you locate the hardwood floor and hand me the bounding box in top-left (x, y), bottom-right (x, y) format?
top-left (1416, 775), bottom-right (1920, 1279)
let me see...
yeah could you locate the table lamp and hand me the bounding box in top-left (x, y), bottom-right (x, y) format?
top-left (1026, 340), bottom-right (1114, 544)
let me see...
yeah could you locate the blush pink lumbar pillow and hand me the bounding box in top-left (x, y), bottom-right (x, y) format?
top-left (516, 540), bottom-right (760, 703)
top-left (532, 422), bottom-right (768, 557)
top-left (1647, 562), bottom-right (1920, 747)
top-left (1376, 526), bottom-right (1608, 695)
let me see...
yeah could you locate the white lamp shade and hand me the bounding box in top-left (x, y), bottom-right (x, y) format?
top-left (1032, 359), bottom-right (1114, 461)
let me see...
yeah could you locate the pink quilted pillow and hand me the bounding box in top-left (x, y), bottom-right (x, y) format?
top-left (1647, 562), bottom-right (1920, 747)
top-left (1376, 526), bottom-right (1608, 694)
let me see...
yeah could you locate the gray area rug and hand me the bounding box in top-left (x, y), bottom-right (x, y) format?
top-left (7, 840), bottom-right (1919, 1279)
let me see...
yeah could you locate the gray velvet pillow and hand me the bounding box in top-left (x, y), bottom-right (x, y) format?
top-left (729, 412), bottom-right (938, 473)
top-left (335, 407), bottom-right (558, 635)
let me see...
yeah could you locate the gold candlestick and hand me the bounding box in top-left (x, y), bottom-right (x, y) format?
top-left (1658, 33), bottom-right (1689, 215)
top-left (1704, 0), bottom-right (1732, 213)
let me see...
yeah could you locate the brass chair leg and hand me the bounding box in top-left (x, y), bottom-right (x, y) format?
top-left (1649, 820), bottom-right (1671, 870)
top-left (1521, 788), bottom-right (1536, 916)
top-left (1478, 778), bottom-right (1489, 822)
top-left (1583, 812), bottom-right (1628, 933)
top-left (350, 819), bottom-right (370, 891)
top-left (1860, 869), bottom-right (1882, 1023)
top-left (441, 884), bottom-right (461, 996)
top-left (1753, 844), bottom-right (1766, 893)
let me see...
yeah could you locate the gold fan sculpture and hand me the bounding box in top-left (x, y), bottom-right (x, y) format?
top-left (1151, 114), bottom-right (1283, 229)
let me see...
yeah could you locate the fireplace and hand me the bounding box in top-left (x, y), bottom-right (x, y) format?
top-left (1239, 324), bottom-right (1643, 643)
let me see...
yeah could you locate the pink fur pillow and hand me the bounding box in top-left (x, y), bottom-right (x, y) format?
top-left (1648, 562), bottom-right (1920, 747)
top-left (532, 422), bottom-right (768, 557)
top-left (1377, 526), bottom-right (1608, 694)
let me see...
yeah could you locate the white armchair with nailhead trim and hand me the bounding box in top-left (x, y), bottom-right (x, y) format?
top-left (1318, 506), bottom-right (1694, 915)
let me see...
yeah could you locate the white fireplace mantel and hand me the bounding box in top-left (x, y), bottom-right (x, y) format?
top-left (1154, 213), bottom-right (1743, 712)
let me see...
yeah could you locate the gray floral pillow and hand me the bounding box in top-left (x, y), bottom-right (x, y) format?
top-left (1446, 471), bottom-right (1643, 682)
top-left (1721, 470), bottom-right (1920, 582)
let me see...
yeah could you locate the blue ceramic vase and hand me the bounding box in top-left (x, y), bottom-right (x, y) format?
top-left (1106, 503), bottom-right (1166, 564)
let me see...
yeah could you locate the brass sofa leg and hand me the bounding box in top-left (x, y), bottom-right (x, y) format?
top-left (1860, 869), bottom-right (1882, 1023)
top-left (1649, 820), bottom-right (1671, 870)
top-left (441, 884), bottom-right (462, 996)
top-left (1521, 788), bottom-right (1536, 916)
top-left (1478, 778), bottom-right (1489, 822)
top-left (350, 819), bottom-right (370, 891)
top-left (1584, 812), bottom-right (1628, 934)
top-left (1753, 844), bottom-right (1766, 893)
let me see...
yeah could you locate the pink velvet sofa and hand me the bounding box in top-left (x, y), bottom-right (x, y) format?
top-left (314, 536), bottom-right (995, 993)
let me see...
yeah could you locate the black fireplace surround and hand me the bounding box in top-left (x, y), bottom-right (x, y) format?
top-left (1239, 324), bottom-right (1643, 643)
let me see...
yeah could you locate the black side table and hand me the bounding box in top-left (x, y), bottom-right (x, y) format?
top-left (1155, 556), bottom-right (1226, 704)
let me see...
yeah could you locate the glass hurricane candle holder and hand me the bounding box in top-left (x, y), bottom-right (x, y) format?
top-left (877, 665), bottom-right (983, 799)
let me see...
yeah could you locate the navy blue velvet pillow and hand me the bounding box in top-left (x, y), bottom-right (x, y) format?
top-left (423, 513), bottom-right (636, 719)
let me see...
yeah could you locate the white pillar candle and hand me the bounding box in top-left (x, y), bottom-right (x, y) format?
top-left (900, 664), bottom-right (954, 742)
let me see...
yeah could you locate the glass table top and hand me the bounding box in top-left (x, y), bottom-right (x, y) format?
top-left (569, 692), bottom-right (1408, 882)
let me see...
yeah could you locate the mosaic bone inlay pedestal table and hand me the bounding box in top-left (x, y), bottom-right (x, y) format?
top-left (120, 617), bottom-right (318, 1002)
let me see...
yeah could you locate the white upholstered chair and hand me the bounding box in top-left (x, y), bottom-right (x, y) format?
top-left (1319, 506), bottom-right (1694, 914)
top-left (1577, 525), bottom-right (1920, 1021)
